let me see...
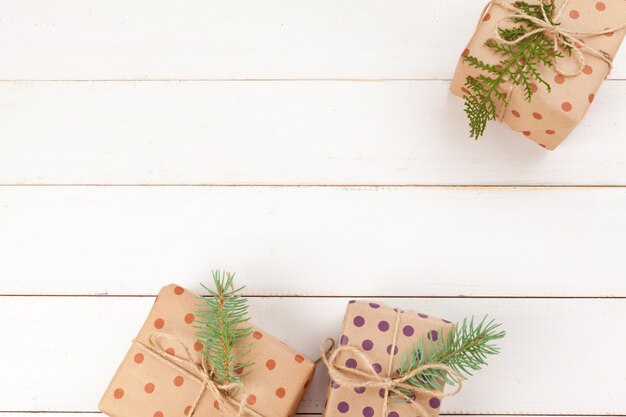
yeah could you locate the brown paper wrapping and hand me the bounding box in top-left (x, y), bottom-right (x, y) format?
top-left (451, 0), bottom-right (626, 150)
top-left (99, 284), bottom-right (315, 417)
top-left (322, 301), bottom-right (454, 417)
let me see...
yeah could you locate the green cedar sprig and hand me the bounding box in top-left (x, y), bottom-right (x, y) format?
top-left (463, 0), bottom-right (571, 139)
top-left (396, 316), bottom-right (505, 392)
top-left (195, 270), bottom-right (253, 387)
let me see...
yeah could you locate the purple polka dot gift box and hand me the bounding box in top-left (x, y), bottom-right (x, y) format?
top-left (321, 300), bottom-right (454, 417)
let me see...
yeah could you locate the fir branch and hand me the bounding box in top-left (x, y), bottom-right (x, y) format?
top-left (195, 270), bottom-right (254, 387)
top-left (462, 1), bottom-right (567, 139)
top-left (396, 316), bottom-right (505, 392)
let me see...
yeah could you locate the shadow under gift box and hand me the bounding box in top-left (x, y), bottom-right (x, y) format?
top-left (99, 284), bottom-right (315, 417)
top-left (322, 301), bottom-right (454, 417)
top-left (450, 0), bottom-right (626, 150)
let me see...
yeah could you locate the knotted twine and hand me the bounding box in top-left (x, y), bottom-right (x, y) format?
top-left (320, 308), bottom-right (463, 417)
top-left (476, 0), bottom-right (626, 120)
top-left (133, 333), bottom-right (261, 417)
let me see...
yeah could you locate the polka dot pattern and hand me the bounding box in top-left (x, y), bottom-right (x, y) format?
top-left (324, 300), bottom-right (455, 417)
top-left (429, 397), bottom-right (441, 408)
top-left (275, 387), bottom-right (286, 398)
top-left (338, 401), bottom-right (350, 413)
top-left (362, 339), bottom-right (374, 351)
top-left (448, 0), bottom-right (620, 151)
top-left (101, 285), bottom-right (316, 417)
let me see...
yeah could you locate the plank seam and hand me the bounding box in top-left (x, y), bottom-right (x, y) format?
top-left (0, 78), bottom-right (624, 82)
top-left (1, 185), bottom-right (626, 188)
top-left (1, 295), bottom-right (625, 299)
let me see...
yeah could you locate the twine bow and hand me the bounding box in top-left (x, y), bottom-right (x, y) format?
top-left (486, 0), bottom-right (626, 77)
top-left (320, 309), bottom-right (463, 417)
top-left (133, 333), bottom-right (260, 417)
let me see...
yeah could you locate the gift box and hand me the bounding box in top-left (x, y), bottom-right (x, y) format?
top-left (99, 284), bottom-right (315, 417)
top-left (322, 300), bottom-right (455, 417)
top-left (451, 0), bottom-right (626, 150)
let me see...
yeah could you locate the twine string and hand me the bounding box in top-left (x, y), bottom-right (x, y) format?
top-left (481, 0), bottom-right (626, 77)
top-left (133, 332), bottom-right (257, 417)
top-left (320, 309), bottom-right (463, 417)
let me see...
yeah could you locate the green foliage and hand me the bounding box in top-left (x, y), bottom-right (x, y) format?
top-left (396, 316), bottom-right (505, 392)
top-left (195, 270), bottom-right (253, 386)
top-left (463, 0), bottom-right (568, 139)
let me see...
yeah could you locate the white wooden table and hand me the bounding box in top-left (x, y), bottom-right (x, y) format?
top-left (1, 1), bottom-right (625, 416)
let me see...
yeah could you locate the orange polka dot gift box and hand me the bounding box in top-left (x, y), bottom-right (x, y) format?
top-left (451, 0), bottom-right (626, 150)
top-left (99, 284), bottom-right (315, 417)
top-left (320, 301), bottom-right (456, 417)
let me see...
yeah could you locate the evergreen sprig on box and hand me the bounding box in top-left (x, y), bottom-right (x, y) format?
top-left (397, 316), bottom-right (506, 392)
top-left (195, 271), bottom-right (254, 387)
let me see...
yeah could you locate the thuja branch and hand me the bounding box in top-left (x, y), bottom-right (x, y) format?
top-left (195, 270), bottom-right (253, 386)
top-left (396, 316), bottom-right (505, 391)
top-left (463, 0), bottom-right (568, 139)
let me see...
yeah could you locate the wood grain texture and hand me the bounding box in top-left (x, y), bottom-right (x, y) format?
top-left (0, 0), bottom-right (624, 80)
top-left (1, 296), bottom-right (624, 414)
top-left (1, 186), bottom-right (625, 297)
top-left (1, 81), bottom-right (626, 186)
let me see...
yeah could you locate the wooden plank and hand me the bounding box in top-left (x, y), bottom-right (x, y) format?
top-left (1, 81), bottom-right (626, 186)
top-left (0, 0), bottom-right (624, 80)
top-left (0, 296), bottom-right (624, 414)
top-left (1, 186), bottom-right (625, 296)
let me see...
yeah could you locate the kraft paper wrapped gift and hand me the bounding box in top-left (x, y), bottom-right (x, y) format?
top-left (322, 301), bottom-right (455, 417)
top-left (451, 0), bottom-right (626, 150)
top-left (99, 284), bottom-right (315, 417)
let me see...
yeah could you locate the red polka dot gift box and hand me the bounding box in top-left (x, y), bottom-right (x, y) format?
top-left (99, 284), bottom-right (315, 417)
top-left (321, 300), bottom-right (454, 417)
top-left (451, 0), bottom-right (626, 150)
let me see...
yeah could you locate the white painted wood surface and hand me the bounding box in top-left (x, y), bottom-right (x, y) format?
top-left (0, 0), bottom-right (624, 80)
top-left (1, 0), bottom-right (625, 416)
top-left (2, 81), bottom-right (626, 186)
top-left (1, 186), bottom-right (625, 297)
top-left (2, 296), bottom-right (625, 414)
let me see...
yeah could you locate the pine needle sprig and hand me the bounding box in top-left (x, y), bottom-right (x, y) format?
top-left (396, 316), bottom-right (505, 392)
top-left (462, 0), bottom-right (569, 139)
top-left (195, 270), bottom-right (254, 387)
